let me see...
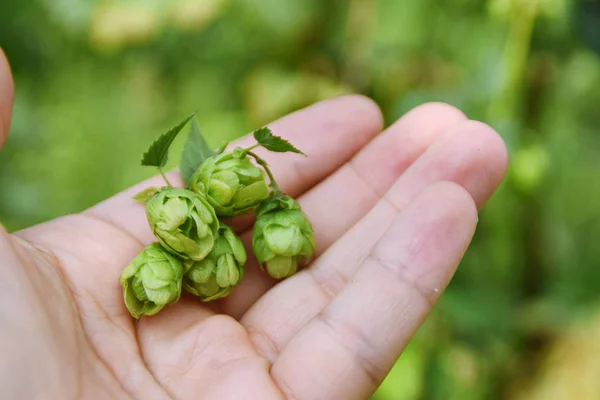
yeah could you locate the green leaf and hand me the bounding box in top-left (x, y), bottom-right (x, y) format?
top-left (179, 118), bottom-right (217, 186)
top-left (141, 112), bottom-right (197, 168)
top-left (253, 127), bottom-right (306, 156)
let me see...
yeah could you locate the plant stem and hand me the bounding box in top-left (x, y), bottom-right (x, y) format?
top-left (247, 151), bottom-right (281, 194)
top-left (343, 0), bottom-right (377, 91)
top-left (487, 0), bottom-right (539, 124)
top-left (159, 168), bottom-right (173, 187)
top-left (245, 143), bottom-right (261, 152)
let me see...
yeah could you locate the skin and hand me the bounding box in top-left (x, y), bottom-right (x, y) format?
top-left (0, 48), bottom-right (508, 400)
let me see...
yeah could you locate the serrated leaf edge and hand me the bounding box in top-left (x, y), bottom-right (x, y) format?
top-left (140, 111), bottom-right (197, 167)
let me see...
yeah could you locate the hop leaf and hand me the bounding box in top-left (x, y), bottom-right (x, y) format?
top-left (253, 127), bottom-right (306, 155)
top-left (179, 118), bottom-right (218, 186)
top-left (141, 111), bottom-right (197, 167)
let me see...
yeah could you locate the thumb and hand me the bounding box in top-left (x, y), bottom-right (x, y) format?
top-left (0, 47), bottom-right (15, 149)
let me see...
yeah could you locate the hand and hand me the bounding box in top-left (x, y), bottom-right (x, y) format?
top-left (0, 49), bottom-right (507, 400)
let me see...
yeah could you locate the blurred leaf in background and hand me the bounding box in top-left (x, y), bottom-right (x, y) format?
top-left (1, 0), bottom-right (600, 399)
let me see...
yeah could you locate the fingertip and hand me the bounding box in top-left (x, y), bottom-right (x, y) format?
top-left (0, 47), bottom-right (13, 91)
top-left (420, 181), bottom-right (479, 225)
top-left (372, 181), bottom-right (478, 304)
top-left (393, 102), bottom-right (468, 152)
top-left (0, 47), bottom-right (14, 148)
top-left (412, 101), bottom-right (467, 118)
top-left (331, 94), bottom-right (385, 133)
top-left (348, 102), bottom-right (468, 201)
top-left (466, 119), bottom-right (510, 188)
top-left (397, 102), bottom-right (467, 136)
top-left (420, 181), bottom-right (479, 256)
top-left (449, 119), bottom-right (509, 208)
top-left (261, 94), bottom-right (384, 195)
top-left (295, 94), bottom-right (383, 157)
top-left (0, 47), bottom-right (14, 95)
top-left (380, 181), bottom-right (479, 264)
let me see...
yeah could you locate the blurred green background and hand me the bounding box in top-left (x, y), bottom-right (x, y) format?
top-left (1, 0), bottom-right (600, 398)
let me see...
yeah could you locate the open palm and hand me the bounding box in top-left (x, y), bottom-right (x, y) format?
top-left (0, 50), bottom-right (508, 400)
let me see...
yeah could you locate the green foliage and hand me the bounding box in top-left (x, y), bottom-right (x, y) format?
top-left (179, 119), bottom-right (216, 186)
top-left (1, 0), bottom-right (600, 398)
top-left (141, 112), bottom-right (196, 168)
top-left (253, 127), bottom-right (306, 155)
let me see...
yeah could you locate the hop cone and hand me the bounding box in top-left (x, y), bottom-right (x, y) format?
top-left (146, 187), bottom-right (219, 261)
top-left (252, 196), bottom-right (315, 279)
top-left (183, 223), bottom-right (247, 301)
top-left (119, 243), bottom-right (183, 318)
top-left (189, 149), bottom-right (270, 217)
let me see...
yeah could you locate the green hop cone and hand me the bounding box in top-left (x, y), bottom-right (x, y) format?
top-left (189, 148), bottom-right (270, 217)
top-left (146, 187), bottom-right (219, 260)
top-left (183, 223), bottom-right (247, 301)
top-left (119, 243), bottom-right (183, 319)
top-left (252, 195), bottom-right (316, 279)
